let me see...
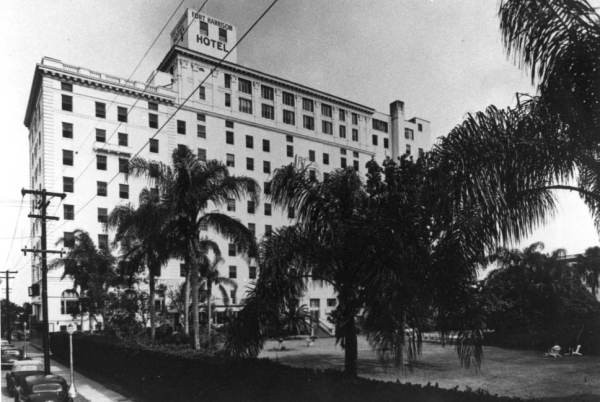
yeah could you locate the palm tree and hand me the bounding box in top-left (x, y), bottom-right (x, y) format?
top-left (129, 146), bottom-right (258, 350)
top-left (575, 246), bottom-right (600, 297)
top-left (51, 230), bottom-right (116, 330)
top-left (107, 188), bottom-right (171, 341)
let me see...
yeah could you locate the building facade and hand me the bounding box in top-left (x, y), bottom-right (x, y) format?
top-left (23, 10), bottom-right (432, 332)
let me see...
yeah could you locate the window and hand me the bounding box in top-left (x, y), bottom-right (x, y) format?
top-left (372, 119), bottom-right (388, 132)
top-left (63, 232), bottom-right (75, 248)
top-left (228, 243), bottom-right (237, 257)
top-left (340, 148), bottom-right (347, 155)
top-left (352, 113), bottom-right (358, 125)
top-left (227, 198), bottom-right (236, 212)
top-left (418, 148), bottom-right (424, 158)
top-left (219, 27), bottom-right (228, 42)
top-left (97, 207), bottom-right (108, 223)
top-left (265, 225), bottom-right (272, 236)
top-left (198, 86), bottom-right (206, 100)
top-left (98, 234), bottom-right (109, 250)
top-left (341, 157), bottom-right (347, 168)
top-left (286, 145), bottom-right (293, 157)
top-left (264, 181), bottom-right (271, 195)
top-left (418, 123), bottom-right (423, 132)
top-left (63, 177), bottom-right (74, 193)
top-left (226, 153), bottom-right (235, 167)
top-left (149, 138), bottom-right (159, 153)
top-left (288, 206), bottom-right (295, 219)
top-left (95, 129), bottom-right (106, 143)
top-left (62, 122), bottom-right (73, 138)
top-left (60, 290), bottom-right (79, 315)
top-left (247, 200), bottom-right (255, 214)
top-left (352, 128), bottom-right (358, 141)
top-left (149, 162), bottom-right (160, 178)
top-left (282, 92), bottom-right (295, 107)
top-left (199, 220), bottom-right (208, 231)
top-left (149, 113), bottom-right (158, 128)
top-left (261, 104), bottom-right (274, 120)
top-left (384, 138), bottom-right (389, 149)
top-left (322, 121), bottom-right (333, 134)
top-left (303, 115), bottom-right (314, 130)
top-left (198, 148), bottom-right (207, 162)
top-left (263, 160), bottom-right (271, 174)
top-left (224, 73), bottom-right (231, 88)
top-left (248, 223), bottom-right (256, 235)
top-left (179, 264), bottom-right (187, 278)
top-left (283, 110), bottom-right (295, 125)
top-left (321, 104), bottom-right (332, 117)
top-left (117, 106), bottom-right (128, 122)
top-left (197, 113), bottom-right (206, 122)
top-left (238, 78), bottom-right (252, 94)
top-left (309, 170), bottom-right (317, 180)
top-left (339, 125), bottom-right (346, 138)
top-left (249, 266), bottom-right (257, 280)
top-left (310, 299), bottom-right (320, 308)
top-left (200, 20), bottom-right (209, 35)
top-left (61, 82), bottom-right (73, 92)
top-left (148, 101), bottom-right (158, 111)
top-left (323, 172), bottom-right (330, 181)
top-left (225, 93), bottom-right (231, 107)
top-left (61, 95), bottom-right (72, 112)
top-left (353, 160), bottom-right (359, 171)
top-left (95, 102), bottom-right (106, 118)
top-left (339, 109), bottom-right (346, 121)
top-left (63, 204), bottom-right (74, 220)
top-left (302, 98), bottom-right (314, 112)
top-left (286, 135), bottom-right (293, 142)
top-left (229, 265), bottom-right (237, 279)
top-left (264, 203), bottom-right (272, 216)
top-left (230, 289), bottom-right (237, 304)
top-left (62, 149), bottom-right (73, 166)
top-left (177, 144), bottom-right (186, 153)
top-left (118, 184), bottom-right (128, 199)
top-left (406, 144), bottom-right (411, 155)
top-left (353, 151), bottom-right (359, 158)
top-left (118, 132), bottom-right (128, 146)
top-left (323, 153), bottom-right (329, 165)
top-left (226, 131), bottom-right (234, 145)
top-left (372, 135), bottom-right (378, 146)
top-left (262, 139), bottom-right (270, 152)
top-left (309, 150), bottom-right (315, 162)
top-left (119, 158), bottom-right (129, 174)
top-left (327, 298), bottom-right (337, 307)
top-left (197, 124), bottom-right (206, 138)
top-left (261, 85), bottom-right (274, 100)
top-left (405, 128), bottom-right (414, 140)
top-left (246, 135), bottom-right (254, 149)
top-left (177, 120), bottom-right (186, 135)
top-left (246, 157), bottom-right (254, 171)
top-left (239, 98), bottom-right (253, 114)
top-left (226, 120), bottom-right (234, 128)
top-left (97, 181), bottom-right (107, 196)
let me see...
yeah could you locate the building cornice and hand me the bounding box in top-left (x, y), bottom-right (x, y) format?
top-left (158, 46), bottom-right (376, 115)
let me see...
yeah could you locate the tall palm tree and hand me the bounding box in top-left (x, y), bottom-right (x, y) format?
top-left (575, 246), bottom-right (600, 297)
top-left (129, 146), bottom-right (258, 350)
top-left (51, 230), bottom-right (116, 330)
top-left (107, 188), bottom-right (171, 341)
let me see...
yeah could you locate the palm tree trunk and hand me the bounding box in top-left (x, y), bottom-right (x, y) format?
top-left (189, 244), bottom-right (201, 350)
top-left (149, 272), bottom-right (156, 342)
top-left (344, 315), bottom-right (358, 377)
top-left (184, 270), bottom-right (190, 335)
top-left (206, 278), bottom-right (212, 346)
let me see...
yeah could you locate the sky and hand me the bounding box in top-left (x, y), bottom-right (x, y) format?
top-left (1, 0), bottom-right (598, 303)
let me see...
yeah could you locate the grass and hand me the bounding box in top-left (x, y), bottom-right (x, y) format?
top-left (260, 336), bottom-right (600, 400)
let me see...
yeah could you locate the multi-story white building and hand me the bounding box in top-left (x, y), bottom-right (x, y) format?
top-left (23, 10), bottom-right (432, 333)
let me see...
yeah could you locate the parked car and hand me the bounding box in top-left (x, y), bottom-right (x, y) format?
top-left (1, 345), bottom-right (25, 369)
top-left (13, 374), bottom-right (72, 402)
top-left (6, 360), bottom-right (44, 397)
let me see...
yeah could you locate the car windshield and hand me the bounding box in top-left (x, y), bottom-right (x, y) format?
top-left (14, 365), bottom-right (43, 372)
top-left (32, 383), bottom-right (62, 393)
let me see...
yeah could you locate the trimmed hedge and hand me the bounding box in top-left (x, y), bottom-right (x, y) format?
top-left (49, 333), bottom-right (529, 402)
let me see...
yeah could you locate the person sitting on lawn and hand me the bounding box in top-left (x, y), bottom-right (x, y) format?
top-left (544, 344), bottom-right (562, 358)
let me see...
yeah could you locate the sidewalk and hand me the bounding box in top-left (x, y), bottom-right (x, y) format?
top-left (18, 342), bottom-right (135, 402)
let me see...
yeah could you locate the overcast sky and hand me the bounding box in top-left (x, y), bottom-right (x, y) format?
top-left (1, 0), bottom-right (598, 303)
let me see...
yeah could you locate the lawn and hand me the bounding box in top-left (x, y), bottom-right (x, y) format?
top-left (259, 336), bottom-right (600, 400)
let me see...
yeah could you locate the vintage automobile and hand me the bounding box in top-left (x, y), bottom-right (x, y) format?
top-left (1, 345), bottom-right (25, 369)
top-left (13, 374), bottom-right (72, 402)
top-left (6, 360), bottom-right (44, 396)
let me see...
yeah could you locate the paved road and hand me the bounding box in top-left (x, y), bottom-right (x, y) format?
top-left (1, 342), bottom-right (134, 402)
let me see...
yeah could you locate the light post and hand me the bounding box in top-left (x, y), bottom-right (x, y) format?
top-left (66, 323), bottom-right (77, 399)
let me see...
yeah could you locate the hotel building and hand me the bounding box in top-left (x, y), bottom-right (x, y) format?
top-left (23, 10), bottom-right (432, 333)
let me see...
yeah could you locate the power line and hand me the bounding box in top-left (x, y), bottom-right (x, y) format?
top-left (3, 196), bottom-right (24, 269)
top-left (50, 0), bottom-right (280, 236)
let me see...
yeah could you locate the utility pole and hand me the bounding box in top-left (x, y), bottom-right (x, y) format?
top-left (1, 270), bottom-right (17, 342)
top-left (22, 188), bottom-right (65, 375)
